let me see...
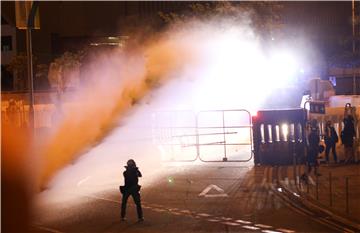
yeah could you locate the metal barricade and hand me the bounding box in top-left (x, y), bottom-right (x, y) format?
top-left (196, 109), bottom-right (253, 162)
top-left (252, 108), bottom-right (307, 165)
top-left (152, 109), bottom-right (253, 162)
top-left (152, 110), bottom-right (198, 162)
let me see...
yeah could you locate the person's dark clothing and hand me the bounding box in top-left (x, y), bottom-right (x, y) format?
top-left (124, 166), bottom-right (142, 188)
top-left (307, 129), bottom-right (320, 166)
top-left (342, 117), bottom-right (356, 148)
top-left (121, 166), bottom-right (143, 219)
top-left (324, 126), bottom-right (338, 162)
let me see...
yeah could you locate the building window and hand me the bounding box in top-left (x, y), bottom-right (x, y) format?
top-left (2, 16), bottom-right (9, 25)
top-left (1, 36), bottom-right (12, 51)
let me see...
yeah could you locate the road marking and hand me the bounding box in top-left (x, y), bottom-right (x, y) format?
top-left (180, 210), bottom-right (192, 214)
top-left (242, 225), bottom-right (260, 230)
top-left (276, 228), bottom-right (295, 233)
top-left (262, 230), bottom-right (282, 233)
top-left (222, 222), bottom-right (241, 226)
top-left (199, 184), bottom-right (228, 197)
top-left (77, 193), bottom-right (297, 233)
top-left (77, 176), bottom-right (91, 186)
top-left (198, 213), bottom-right (212, 217)
top-left (32, 225), bottom-right (64, 233)
top-left (220, 217), bottom-right (233, 221)
top-left (153, 208), bottom-right (166, 212)
top-left (255, 224), bottom-right (272, 229)
top-left (235, 219), bottom-right (252, 224)
top-left (172, 212), bottom-right (182, 215)
top-left (207, 218), bottom-right (221, 222)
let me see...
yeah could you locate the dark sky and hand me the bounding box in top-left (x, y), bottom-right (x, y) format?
top-left (2, 1), bottom-right (354, 36)
top-left (1, 1), bottom-right (356, 63)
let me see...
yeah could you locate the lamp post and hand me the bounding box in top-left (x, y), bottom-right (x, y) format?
top-left (26, 1), bottom-right (39, 130)
top-left (352, 0), bottom-right (356, 95)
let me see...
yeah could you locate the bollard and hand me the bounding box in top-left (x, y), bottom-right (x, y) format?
top-left (307, 179), bottom-right (309, 194)
top-left (316, 175), bottom-right (319, 200)
top-left (345, 177), bottom-right (349, 214)
top-left (293, 151), bottom-right (297, 187)
top-left (329, 172), bottom-right (332, 207)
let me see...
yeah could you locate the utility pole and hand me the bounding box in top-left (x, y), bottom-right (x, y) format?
top-left (27, 2), bottom-right (40, 130)
top-left (352, 0), bottom-right (356, 95)
top-left (26, 21), bottom-right (35, 130)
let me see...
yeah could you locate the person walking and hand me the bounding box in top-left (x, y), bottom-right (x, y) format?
top-left (120, 159), bottom-right (144, 222)
top-left (341, 115), bottom-right (356, 163)
top-left (324, 120), bottom-right (338, 164)
top-left (301, 120), bottom-right (321, 183)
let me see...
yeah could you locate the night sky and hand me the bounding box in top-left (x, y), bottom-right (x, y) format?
top-left (1, 1), bottom-right (356, 64)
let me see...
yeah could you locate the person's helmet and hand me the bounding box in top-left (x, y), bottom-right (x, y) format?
top-left (126, 159), bottom-right (136, 167)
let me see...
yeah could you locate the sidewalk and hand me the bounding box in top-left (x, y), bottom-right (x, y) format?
top-left (278, 164), bottom-right (360, 227)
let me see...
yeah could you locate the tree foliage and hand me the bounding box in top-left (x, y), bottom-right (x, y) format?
top-left (159, 1), bottom-right (283, 38)
top-left (6, 53), bottom-right (38, 90)
top-left (48, 51), bottom-right (86, 92)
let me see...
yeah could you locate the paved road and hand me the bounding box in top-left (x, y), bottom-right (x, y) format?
top-left (32, 164), bottom-right (335, 233)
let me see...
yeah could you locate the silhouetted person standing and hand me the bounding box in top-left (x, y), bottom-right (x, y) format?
top-left (301, 120), bottom-right (321, 183)
top-left (121, 159), bottom-right (143, 221)
top-left (341, 116), bottom-right (356, 163)
top-left (324, 121), bottom-right (338, 163)
top-left (307, 122), bottom-right (321, 176)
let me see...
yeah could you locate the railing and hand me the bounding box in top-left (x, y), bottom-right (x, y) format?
top-left (2, 100), bottom-right (56, 129)
top-left (152, 109), bottom-right (253, 162)
top-left (297, 167), bottom-right (360, 222)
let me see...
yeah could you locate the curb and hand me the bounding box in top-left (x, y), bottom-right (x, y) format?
top-left (274, 167), bottom-right (360, 233)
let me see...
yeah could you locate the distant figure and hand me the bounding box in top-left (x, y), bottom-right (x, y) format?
top-left (120, 159), bottom-right (143, 222)
top-left (341, 116), bottom-right (356, 163)
top-left (324, 121), bottom-right (338, 164)
top-left (301, 120), bottom-right (321, 183)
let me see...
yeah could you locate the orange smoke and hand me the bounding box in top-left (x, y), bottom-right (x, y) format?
top-left (1, 123), bottom-right (33, 232)
top-left (38, 33), bottom-right (196, 188)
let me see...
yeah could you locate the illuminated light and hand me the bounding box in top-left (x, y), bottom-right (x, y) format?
top-left (167, 177), bottom-right (174, 183)
top-left (250, 110), bottom-right (258, 117)
top-left (281, 124), bottom-right (289, 142)
top-left (108, 36), bottom-right (117, 40)
top-left (277, 187), bottom-right (282, 192)
top-left (275, 125), bottom-right (280, 142)
top-left (299, 68), bottom-right (305, 74)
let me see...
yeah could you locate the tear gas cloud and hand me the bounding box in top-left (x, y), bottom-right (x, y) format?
top-left (34, 17), bottom-right (313, 189)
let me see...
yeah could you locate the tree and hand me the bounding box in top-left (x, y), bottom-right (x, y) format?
top-left (6, 53), bottom-right (37, 91)
top-left (34, 64), bottom-right (50, 90)
top-left (159, 1), bottom-right (284, 39)
top-left (48, 51), bottom-right (83, 93)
